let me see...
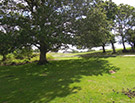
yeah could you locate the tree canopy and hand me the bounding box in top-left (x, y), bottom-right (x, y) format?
top-left (1, 0), bottom-right (135, 64)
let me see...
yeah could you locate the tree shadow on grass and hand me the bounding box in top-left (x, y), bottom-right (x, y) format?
top-left (0, 58), bottom-right (119, 103)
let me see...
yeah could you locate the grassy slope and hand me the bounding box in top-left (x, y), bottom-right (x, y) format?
top-left (0, 52), bottom-right (135, 103)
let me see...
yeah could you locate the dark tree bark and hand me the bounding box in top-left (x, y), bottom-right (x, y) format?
top-left (102, 44), bottom-right (106, 53)
top-left (110, 40), bottom-right (116, 54)
top-left (131, 46), bottom-right (135, 52)
top-left (129, 43), bottom-right (135, 52)
top-left (133, 42), bottom-right (135, 48)
top-left (38, 45), bottom-right (48, 65)
top-left (122, 37), bottom-right (127, 52)
top-left (2, 54), bottom-right (6, 61)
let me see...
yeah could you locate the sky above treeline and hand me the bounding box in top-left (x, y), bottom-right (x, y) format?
top-left (112, 0), bottom-right (135, 7)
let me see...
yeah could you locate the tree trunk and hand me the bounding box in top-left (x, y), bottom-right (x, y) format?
top-left (102, 44), bottom-right (106, 53)
top-left (131, 46), bottom-right (135, 52)
top-left (130, 43), bottom-right (135, 52)
top-left (2, 55), bottom-right (6, 61)
top-left (38, 46), bottom-right (48, 65)
top-left (110, 40), bottom-right (116, 54)
top-left (134, 42), bottom-right (135, 48)
top-left (122, 37), bottom-right (126, 52)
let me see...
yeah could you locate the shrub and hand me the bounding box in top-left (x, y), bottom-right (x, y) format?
top-left (13, 47), bottom-right (33, 60)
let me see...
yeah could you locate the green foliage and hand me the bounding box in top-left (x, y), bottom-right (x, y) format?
top-left (1, 0), bottom-right (135, 64)
top-left (103, 0), bottom-right (118, 21)
top-left (75, 3), bottom-right (109, 50)
top-left (0, 0), bottom-right (107, 64)
top-left (115, 4), bottom-right (135, 51)
top-left (126, 29), bottom-right (135, 46)
top-left (0, 31), bottom-right (19, 61)
top-left (0, 52), bottom-right (54, 65)
top-left (33, 49), bottom-right (40, 53)
top-left (13, 47), bottom-right (33, 60)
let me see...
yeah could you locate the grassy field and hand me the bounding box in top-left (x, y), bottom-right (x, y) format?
top-left (0, 51), bottom-right (135, 103)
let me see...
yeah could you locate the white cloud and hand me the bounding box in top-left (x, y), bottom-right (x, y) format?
top-left (112, 0), bottom-right (135, 7)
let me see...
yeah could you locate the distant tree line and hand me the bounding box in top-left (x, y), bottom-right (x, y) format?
top-left (0, 0), bottom-right (135, 64)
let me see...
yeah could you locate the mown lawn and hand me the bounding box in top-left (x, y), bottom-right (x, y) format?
top-left (0, 53), bottom-right (135, 103)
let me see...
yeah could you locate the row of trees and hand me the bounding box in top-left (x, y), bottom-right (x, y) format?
top-left (0, 0), bottom-right (135, 64)
top-left (75, 1), bottom-right (135, 53)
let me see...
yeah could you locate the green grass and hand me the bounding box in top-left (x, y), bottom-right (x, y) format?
top-left (1, 52), bottom-right (135, 102)
top-left (50, 47), bottom-right (135, 60)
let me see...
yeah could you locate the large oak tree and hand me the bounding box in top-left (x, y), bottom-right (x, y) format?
top-left (1, 0), bottom-right (100, 64)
